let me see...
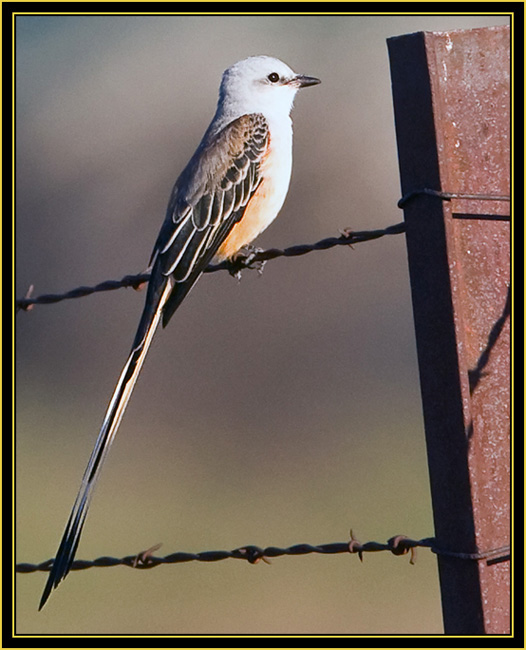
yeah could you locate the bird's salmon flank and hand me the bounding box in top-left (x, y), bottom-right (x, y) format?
top-left (39, 55), bottom-right (319, 609)
top-left (215, 131), bottom-right (291, 261)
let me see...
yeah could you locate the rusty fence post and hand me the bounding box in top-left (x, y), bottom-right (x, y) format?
top-left (388, 26), bottom-right (511, 634)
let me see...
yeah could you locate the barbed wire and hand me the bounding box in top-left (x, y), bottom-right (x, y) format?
top-left (14, 532), bottom-right (510, 574)
top-left (15, 222), bottom-right (406, 312)
top-left (17, 533), bottom-right (433, 574)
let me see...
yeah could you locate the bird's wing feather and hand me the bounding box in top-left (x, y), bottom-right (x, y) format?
top-left (153, 112), bottom-right (269, 327)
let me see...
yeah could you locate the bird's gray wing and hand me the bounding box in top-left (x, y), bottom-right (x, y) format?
top-left (145, 112), bottom-right (269, 330)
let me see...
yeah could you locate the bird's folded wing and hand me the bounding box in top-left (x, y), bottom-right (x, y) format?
top-left (148, 113), bottom-right (269, 326)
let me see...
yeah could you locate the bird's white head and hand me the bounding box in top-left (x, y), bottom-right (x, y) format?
top-left (215, 55), bottom-right (320, 125)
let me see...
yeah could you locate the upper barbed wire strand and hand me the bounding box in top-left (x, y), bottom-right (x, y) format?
top-left (16, 222), bottom-right (405, 312)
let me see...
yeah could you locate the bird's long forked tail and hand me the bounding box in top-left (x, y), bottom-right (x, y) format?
top-left (38, 280), bottom-right (173, 610)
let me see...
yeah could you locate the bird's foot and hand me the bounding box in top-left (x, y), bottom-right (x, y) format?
top-left (228, 246), bottom-right (267, 281)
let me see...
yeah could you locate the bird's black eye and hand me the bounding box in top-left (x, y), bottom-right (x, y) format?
top-left (267, 72), bottom-right (280, 83)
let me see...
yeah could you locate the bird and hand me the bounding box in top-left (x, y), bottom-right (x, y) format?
top-left (39, 55), bottom-right (320, 610)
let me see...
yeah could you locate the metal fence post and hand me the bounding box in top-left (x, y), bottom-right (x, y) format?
top-left (388, 26), bottom-right (511, 634)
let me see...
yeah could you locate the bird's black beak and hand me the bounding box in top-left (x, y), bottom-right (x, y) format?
top-left (291, 74), bottom-right (321, 88)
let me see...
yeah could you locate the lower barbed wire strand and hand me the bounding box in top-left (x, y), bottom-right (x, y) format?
top-left (16, 534), bottom-right (509, 574)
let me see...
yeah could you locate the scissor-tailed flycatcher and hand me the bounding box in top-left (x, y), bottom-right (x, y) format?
top-left (39, 55), bottom-right (320, 609)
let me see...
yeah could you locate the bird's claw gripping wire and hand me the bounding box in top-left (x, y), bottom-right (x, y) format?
top-left (228, 246), bottom-right (267, 281)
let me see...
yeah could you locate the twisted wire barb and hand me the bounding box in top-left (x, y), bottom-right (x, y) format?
top-left (16, 222), bottom-right (405, 312)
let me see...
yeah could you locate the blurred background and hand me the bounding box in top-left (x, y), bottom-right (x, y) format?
top-left (15, 13), bottom-right (509, 635)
